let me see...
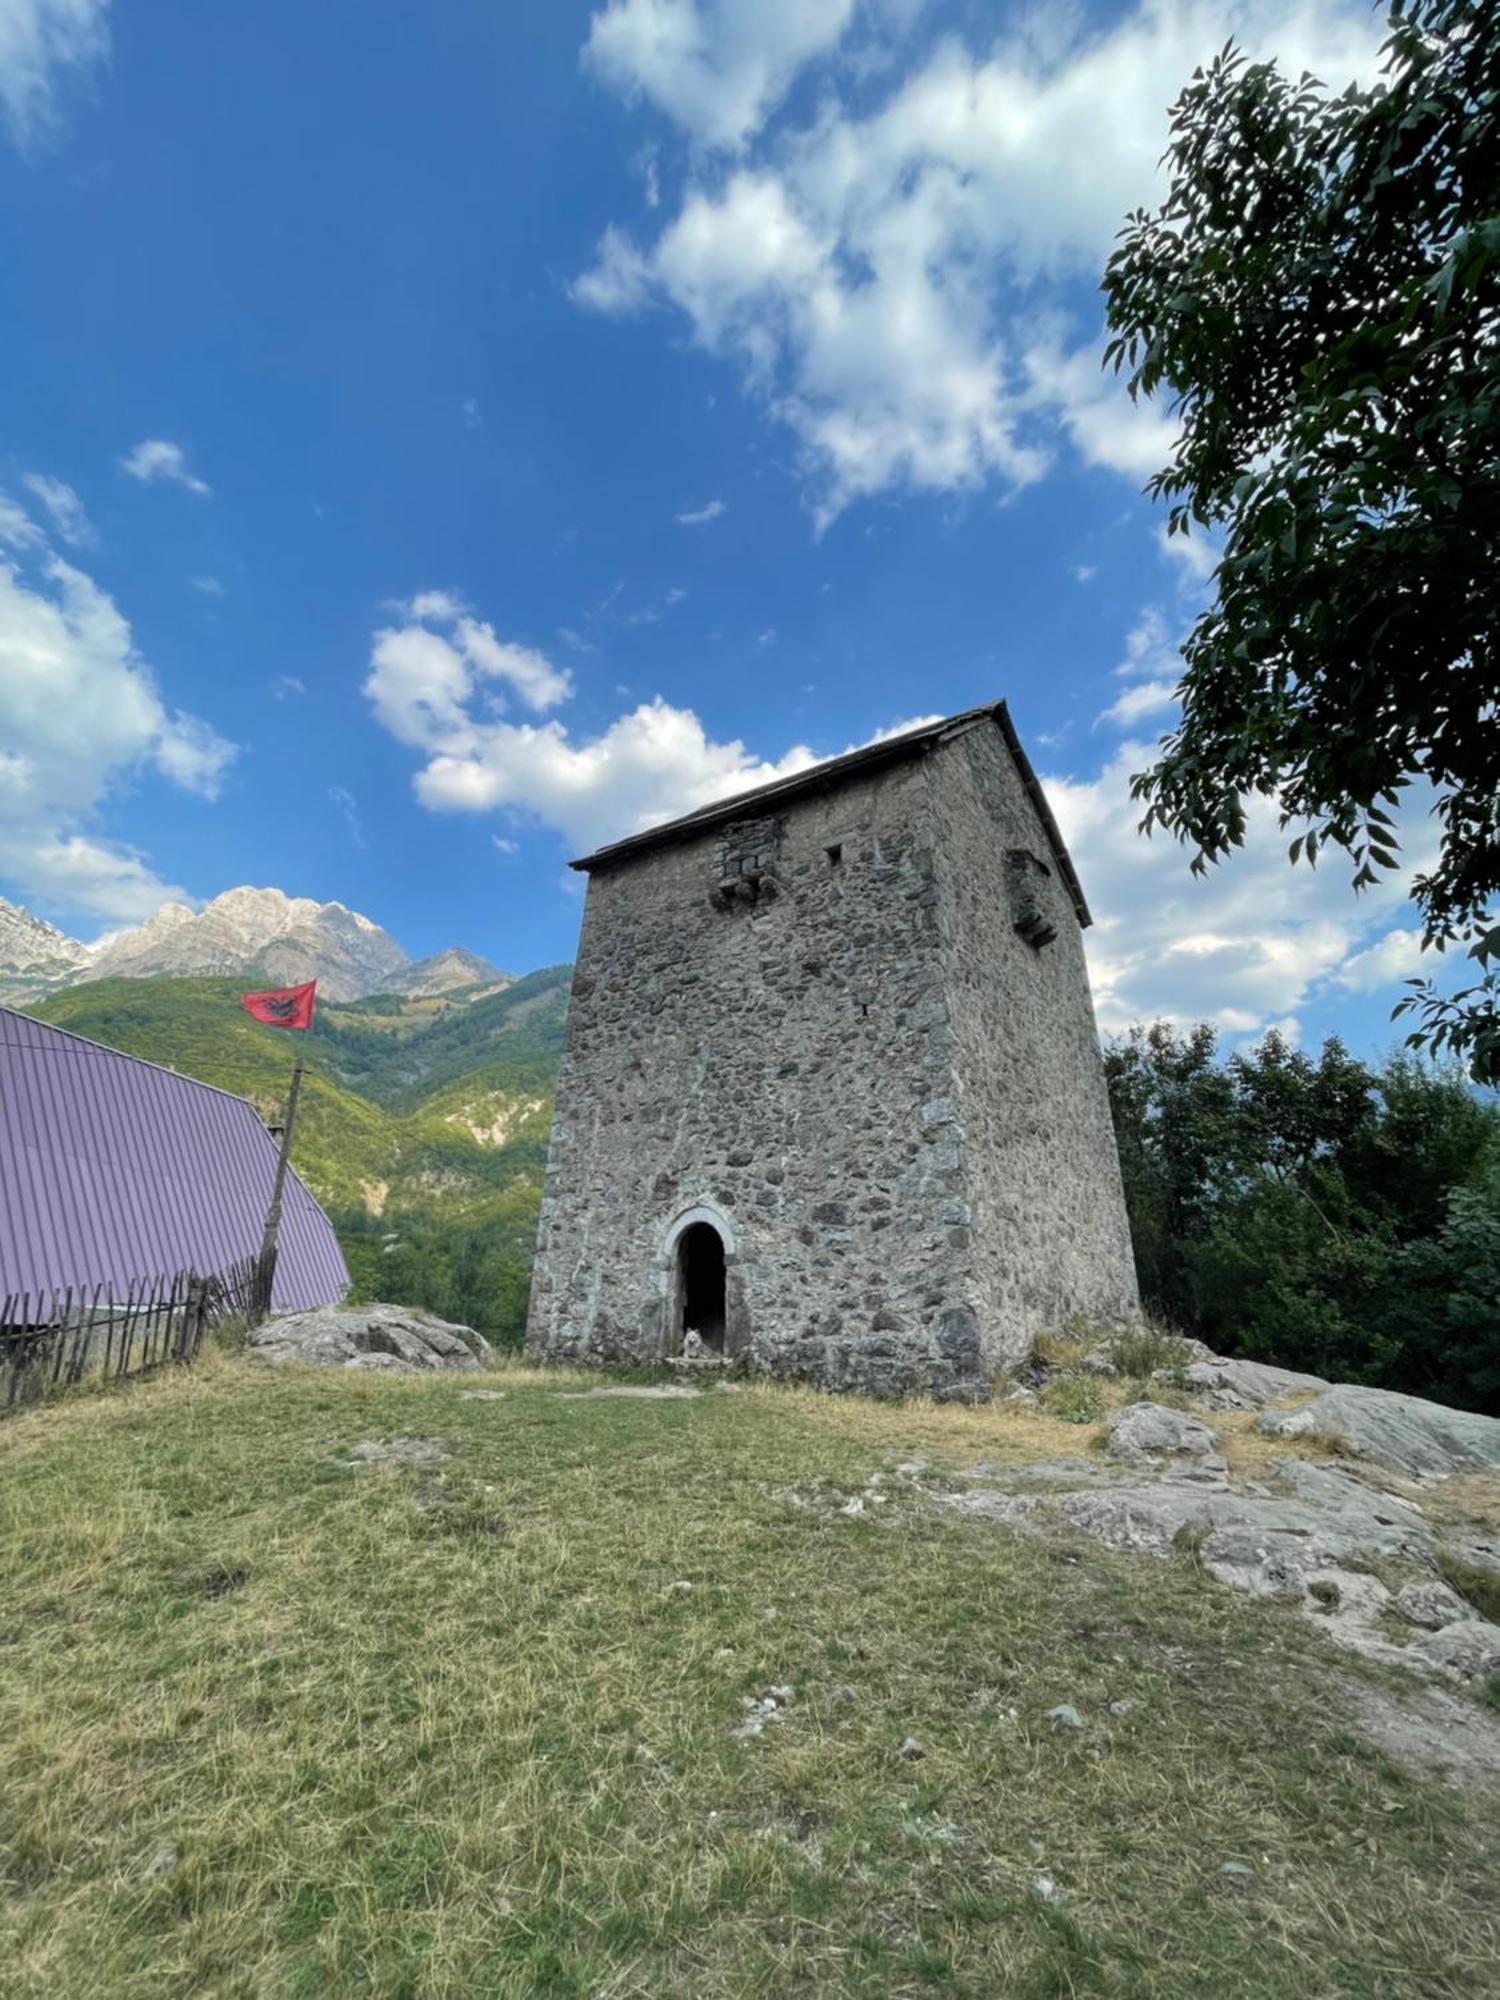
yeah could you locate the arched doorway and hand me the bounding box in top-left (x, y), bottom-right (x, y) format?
top-left (676, 1221), bottom-right (727, 1352)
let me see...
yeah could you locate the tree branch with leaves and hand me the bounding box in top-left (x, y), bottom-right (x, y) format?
top-left (1102, 0), bottom-right (1499, 1080)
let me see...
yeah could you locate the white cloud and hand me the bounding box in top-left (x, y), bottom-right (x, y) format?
top-left (120, 438), bottom-right (211, 497)
top-left (270, 673), bottom-right (306, 699)
top-left (0, 492), bottom-right (236, 921)
top-left (1096, 604), bottom-right (1182, 729)
top-left (675, 497), bottom-right (727, 525)
top-left (190, 574), bottom-right (224, 596)
top-left (407, 698), bottom-right (834, 851)
top-left (21, 472), bottom-right (94, 547)
top-left (365, 588), bottom-right (938, 853)
top-left (407, 587), bottom-right (467, 621)
top-left (328, 784), bottom-right (365, 849)
top-left (1024, 338), bottom-right (1181, 479)
top-left (364, 595), bottom-right (573, 759)
top-left (1047, 742), bottom-right (1439, 1035)
top-left (0, 0), bottom-right (108, 147)
top-left (0, 490), bottom-right (45, 549)
top-left (575, 1), bottom-right (1381, 521)
top-left (1100, 677), bottom-right (1178, 731)
top-left (570, 224), bottom-right (656, 314)
top-left (583, 0), bottom-right (858, 151)
top-left (153, 712), bottom-right (236, 798)
top-left (1156, 520), bottom-right (1220, 584)
top-left (1335, 927), bottom-right (1427, 995)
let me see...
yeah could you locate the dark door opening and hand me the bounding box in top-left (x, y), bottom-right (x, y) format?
top-left (678, 1222), bottom-right (727, 1352)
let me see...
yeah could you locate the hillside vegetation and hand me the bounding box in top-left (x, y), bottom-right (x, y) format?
top-left (30, 971), bottom-right (572, 1342)
top-left (1, 1356), bottom-right (1495, 1997)
top-left (1107, 1030), bottom-right (1500, 1414)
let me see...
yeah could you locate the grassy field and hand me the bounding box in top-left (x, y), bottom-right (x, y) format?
top-left (2, 1356), bottom-right (1497, 1998)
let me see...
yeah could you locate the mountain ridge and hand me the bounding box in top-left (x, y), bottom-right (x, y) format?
top-left (0, 886), bottom-right (510, 1005)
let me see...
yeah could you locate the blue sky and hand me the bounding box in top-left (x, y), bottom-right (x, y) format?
top-left (0, 0), bottom-right (1438, 1052)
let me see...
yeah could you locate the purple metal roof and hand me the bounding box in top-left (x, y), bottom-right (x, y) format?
top-left (0, 1007), bottom-right (349, 1312)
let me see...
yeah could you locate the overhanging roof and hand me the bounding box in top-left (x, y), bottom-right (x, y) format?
top-left (570, 700), bottom-right (1091, 927)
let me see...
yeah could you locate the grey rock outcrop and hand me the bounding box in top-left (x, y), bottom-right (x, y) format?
top-left (1183, 1357), bottom-right (1329, 1410)
top-left (1255, 1383), bottom-right (1500, 1479)
top-left (947, 1448), bottom-right (1497, 1684)
top-left (1392, 1580), bottom-right (1476, 1631)
top-left (1408, 1622), bottom-right (1500, 1684)
top-left (248, 1304), bottom-right (492, 1372)
top-left (1105, 1401), bottom-right (1220, 1463)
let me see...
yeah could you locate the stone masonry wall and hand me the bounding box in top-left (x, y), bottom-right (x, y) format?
top-left (526, 714), bottom-right (1141, 1393)
top-left (927, 723), bottom-right (1140, 1364)
top-left (525, 757), bottom-right (993, 1397)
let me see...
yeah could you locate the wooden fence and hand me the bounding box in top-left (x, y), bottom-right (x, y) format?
top-left (0, 1256), bottom-right (258, 1416)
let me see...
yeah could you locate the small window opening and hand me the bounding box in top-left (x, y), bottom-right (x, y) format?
top-left (826, 843), bottom-right (843, 866)
top-left (677, 1222), bottom-right (726, 1352)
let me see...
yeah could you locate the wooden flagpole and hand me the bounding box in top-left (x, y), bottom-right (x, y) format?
top-left (252, 1033), bottom-right (308, 1324)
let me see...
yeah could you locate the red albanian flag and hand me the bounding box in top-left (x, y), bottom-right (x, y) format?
top-left (240, 980), bottom-right (317, 1030)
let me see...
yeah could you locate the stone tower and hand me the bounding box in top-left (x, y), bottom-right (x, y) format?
top-left (525, 702), bottom-right (1139, 1399)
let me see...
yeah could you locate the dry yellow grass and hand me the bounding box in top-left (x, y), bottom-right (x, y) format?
top-left (1, 1354), bottom-right (1496, 1998)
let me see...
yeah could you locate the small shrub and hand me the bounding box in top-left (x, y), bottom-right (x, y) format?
top-left (1040, 1378), bottom-right (1103, 1426)
top-left (211, 1317), bottom-right (248, 1357)
top-left (1109, 1320), bottom-right (1191, 1384)
top-left (1172, 1523), bottom-right (1208, 1564)
top-left (1032, 1324), bottom-right (1093, 1373)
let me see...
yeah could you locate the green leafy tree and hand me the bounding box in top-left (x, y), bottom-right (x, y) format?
top-left (1102, 0), bottom-right (1500, 1080)
top-left (1105, 1026), bottom-right (1500, 1409)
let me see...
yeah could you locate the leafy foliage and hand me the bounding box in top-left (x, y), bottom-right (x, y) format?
top-left (335, 1203), bottom-right (537, 1348)
top-left (1102, 0), bottom-right (1500, 1079)
top-left (1106, 1024), bottom-right (1500, 1411)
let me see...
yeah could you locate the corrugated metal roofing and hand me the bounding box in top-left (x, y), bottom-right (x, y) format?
top-left (570, 699), bottom-right (1092, 926)
top-left (0, 1007), bottom-right (349, 1312)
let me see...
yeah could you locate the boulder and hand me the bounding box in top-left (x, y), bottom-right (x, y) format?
top-left (1255, 1383), bottom-right (1500, 1479)
top-left (1105, 1401), bottom-right (1219, 1462)
top-left (247, 1303), bottom-right (492, 1372)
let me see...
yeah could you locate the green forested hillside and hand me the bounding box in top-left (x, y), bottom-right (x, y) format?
top-left (29, 970), bottom-right (572, 1343)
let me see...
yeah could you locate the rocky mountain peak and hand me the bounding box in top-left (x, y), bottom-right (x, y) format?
top-left (393, 947), bottom-right (512, 999)
top-left (81, 884), bottom-right (411, 1001)
top-left (0, 899), bottom-right (89, 1003)
top-left (0, 884), bottom-right (508, 1006)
